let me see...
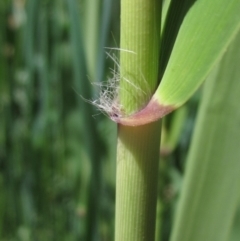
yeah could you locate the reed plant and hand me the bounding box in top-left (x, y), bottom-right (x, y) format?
top-left (109, 0), bottom-right (240, 240)
top-left (1, 1), bottom-right (240, 240)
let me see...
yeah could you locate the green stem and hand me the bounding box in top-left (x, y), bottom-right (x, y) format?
top-left (115, 0), bottom-right (161, 240)
top-left (119, 0), bottom-right (161, 114)
top-left (115, 123), bottom-right (161, 241)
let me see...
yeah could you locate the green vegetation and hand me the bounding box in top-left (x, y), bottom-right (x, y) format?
top-left (115, 1), bottom-right (161, 240)
top-left (0, 1), bottom-right (240, 241)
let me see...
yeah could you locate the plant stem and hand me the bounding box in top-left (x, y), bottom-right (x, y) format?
top-left (119, 0), bottom-right (161, 114)
top-left (115, 123), bottom-right (161, 241)
top-left (115, 0), bottom-right (161, 240)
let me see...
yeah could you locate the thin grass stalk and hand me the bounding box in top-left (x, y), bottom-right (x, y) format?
top-left (1, 18), bottom-right (11, 240)
top-left (155, 107), bottom-right (187, 241)
top-left (115, 1), bottom-right (161, 240)
top-left (20, 2), bottom-right (39, 233)
top-left (96, 0), bottom-right (112, 87)
top-left (3, 1), bottom-right (26, 232)
top-left (36, 2), bottom-right (55, 232)
top-left (83, 0), bottom-right (101, 81)
top-left (0, 3), bottom-right (8, 237)
top-left (67, 0), bottom-right (105, 240)
top-left (23, 0), bottom-right (38, 112)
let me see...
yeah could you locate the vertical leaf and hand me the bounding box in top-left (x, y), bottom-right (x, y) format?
top-left (170, 30), bottom-right (240, 241)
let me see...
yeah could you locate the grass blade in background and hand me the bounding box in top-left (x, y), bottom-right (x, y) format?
top-left (22, 0), bottom-right (39, 110)
top-left (82, 0), bottom-right (101, 81)
top-left (67, 1), bottom-right (106, 240)
top-left (161, 107), bottom-right (188, 156)
top-left (169, 30), bottom-right (240, 241)
top-left (155, 107), bottom-right (187, 241)
top-left (0, 1), bottom-right (9, 237)
top-left (96, 0), bottom-right (113, 87)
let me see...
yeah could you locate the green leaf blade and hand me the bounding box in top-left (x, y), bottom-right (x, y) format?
top-left (169, 28), bottom-right (240, 241)
top-left (157, 0), bottom-right (240, 106)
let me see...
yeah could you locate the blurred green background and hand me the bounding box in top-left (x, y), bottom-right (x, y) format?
top-left (0, 0), bottom-right (197, 240)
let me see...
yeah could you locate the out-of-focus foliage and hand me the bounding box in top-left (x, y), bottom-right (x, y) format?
top-left (0, 0), bottom-right (119, 240)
